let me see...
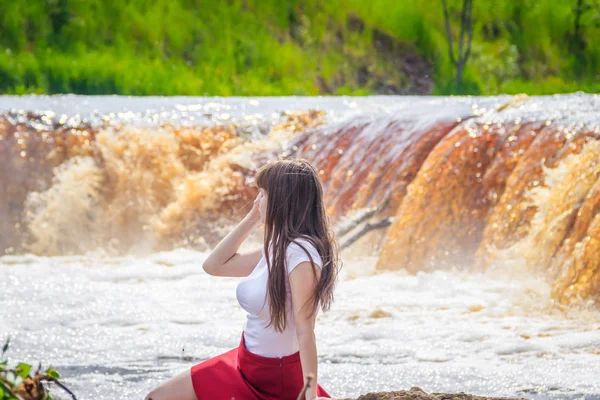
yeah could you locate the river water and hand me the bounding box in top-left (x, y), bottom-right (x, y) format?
top-left (1, 94), bottom-right (599, 400)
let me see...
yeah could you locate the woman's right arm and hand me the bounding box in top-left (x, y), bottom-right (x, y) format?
top-left (202, 192), bottom-right (263, 277)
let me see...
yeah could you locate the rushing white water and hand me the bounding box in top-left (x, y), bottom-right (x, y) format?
top-left (2, 93), bottom-right (600, 400)
top-left (1, 249), bottom-right (599, 400)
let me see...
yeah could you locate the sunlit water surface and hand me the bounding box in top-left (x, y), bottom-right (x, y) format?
top-left (1, 250), bottom-right (599, 400)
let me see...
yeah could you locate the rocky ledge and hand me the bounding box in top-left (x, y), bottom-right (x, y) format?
top-left (339, 387), bottom-right (524, 400)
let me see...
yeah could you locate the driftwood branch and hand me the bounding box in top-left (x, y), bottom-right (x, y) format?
top-left (335, 194), bottom-right (392, 238)
top-left (340, 217), bottom-right (393, 250)
top-left (333, 193), bottom-right (394, 250)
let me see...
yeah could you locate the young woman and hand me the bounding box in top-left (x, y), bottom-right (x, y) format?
top-left (145, 158), bottom-right (341, 400)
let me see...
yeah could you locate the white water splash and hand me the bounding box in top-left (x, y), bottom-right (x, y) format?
top-left (1, 250), bottom-right (598, 400)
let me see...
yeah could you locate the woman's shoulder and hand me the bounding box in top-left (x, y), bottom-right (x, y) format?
top-left (288, 237), bottom-right (318, 251)
top-left (286, 237), bottom-right (322, 269)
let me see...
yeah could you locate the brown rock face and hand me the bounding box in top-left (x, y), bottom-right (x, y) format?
top-left (370, 101), bottom-right (600, 307)
top-left (2, 95), bottom-right (600, 307)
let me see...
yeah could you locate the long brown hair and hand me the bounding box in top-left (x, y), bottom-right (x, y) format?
top-left (254, 157), bottom-right (342, 333)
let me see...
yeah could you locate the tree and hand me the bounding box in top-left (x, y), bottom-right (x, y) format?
top-left (441, 0), bottom-right (474, 86)
top-left (573, 0), bottom-right (600, 52)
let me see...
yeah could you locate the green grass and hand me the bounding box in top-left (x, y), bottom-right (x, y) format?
top-left (0, 0), bottom-right (598, 95)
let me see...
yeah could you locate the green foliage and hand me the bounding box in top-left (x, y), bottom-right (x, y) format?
top-left (0, 336), bottom-right (72, 400)
top-left (0, 0), bottom-right (598, 95)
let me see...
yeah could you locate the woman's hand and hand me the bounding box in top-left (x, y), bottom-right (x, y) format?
top-left (245, 191), bottom-right (263, 225)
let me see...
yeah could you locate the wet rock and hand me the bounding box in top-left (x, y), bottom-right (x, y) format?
top-left (338, 386), bottom-right (525, 400)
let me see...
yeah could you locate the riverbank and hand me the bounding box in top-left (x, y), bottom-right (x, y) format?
top-left (1, 1), bottom-right (598, 95)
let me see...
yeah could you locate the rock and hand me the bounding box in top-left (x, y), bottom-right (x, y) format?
top-left (337, 386), bottom-right (525, 400)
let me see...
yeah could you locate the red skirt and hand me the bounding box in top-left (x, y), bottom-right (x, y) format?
top-left (190, 331), bottom-right (332, 400)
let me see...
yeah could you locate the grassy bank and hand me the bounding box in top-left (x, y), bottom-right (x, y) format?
top-left (0, 0), bottom-right (598, 95)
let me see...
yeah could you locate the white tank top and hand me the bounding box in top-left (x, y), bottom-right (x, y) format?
top-left (235, 238), bottom-right (323, 358)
